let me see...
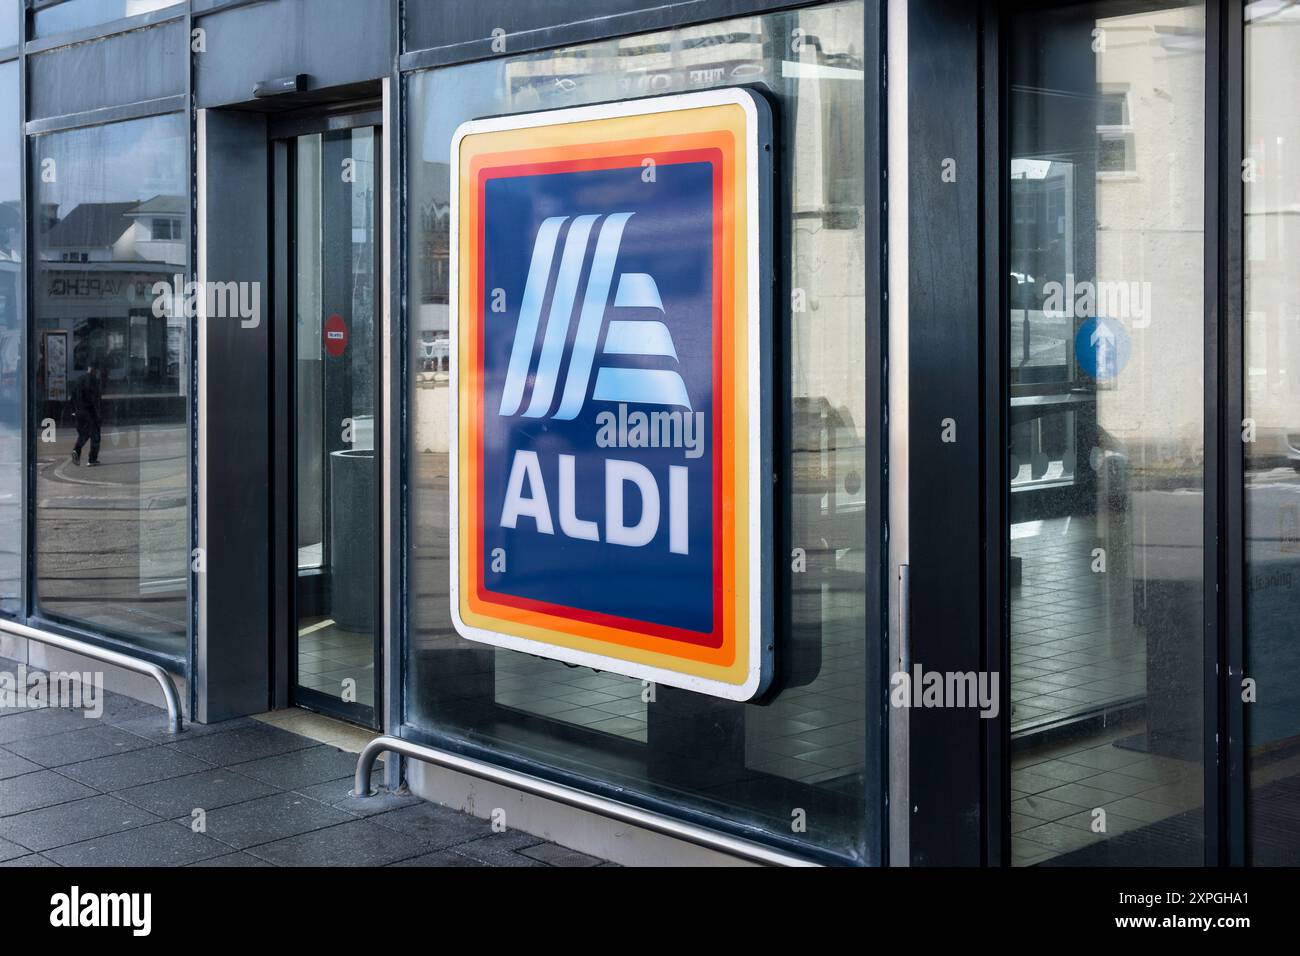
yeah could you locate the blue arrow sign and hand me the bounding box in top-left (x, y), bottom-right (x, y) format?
top-left (1075, 315), bottom-right (1131, 382)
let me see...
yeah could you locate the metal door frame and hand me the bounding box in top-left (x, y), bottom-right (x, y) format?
top-left (271, 105), bottom-right (385, 729)
top-left (905, 0), bottom-right (1245, 867)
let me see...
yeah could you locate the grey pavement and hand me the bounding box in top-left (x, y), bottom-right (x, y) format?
top-left (0, 656), bottom-right (609, 868)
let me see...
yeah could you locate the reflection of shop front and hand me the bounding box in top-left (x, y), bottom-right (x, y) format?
top-left (0, 257), bottom-right (18, 407)
top-left (37, 263), bottom-right (186, 424)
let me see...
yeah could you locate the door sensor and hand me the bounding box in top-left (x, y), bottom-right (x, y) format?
top-left (254, 74), bottom-right (307, 98)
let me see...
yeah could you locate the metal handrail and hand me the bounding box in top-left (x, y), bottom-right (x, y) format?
top-left (0, 618), bottom-right (184, 734)
top-left (354, 735), bottom-right (820, 867)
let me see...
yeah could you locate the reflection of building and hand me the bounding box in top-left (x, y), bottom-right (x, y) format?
top-left (0, 260), bottom-right (17, 405)
top-left (1244, 5), bottom-right (1300, 773)
top-left (0, 198), bottom-right (18, 259)
top-left (1094, 7), bottom-right (1205, 459)
top-left (126, 195), bottom-right (187, 265)
top-left (0, 200), bottom-right (17, 406)
top-left (36, 198), bottom-right (186, 407)
top-left (1009, 8), bottom-right (1206, 478)
top-left (415, 162), bottom-right (449, 365)
top-left (1246, 5), bottom-right (1300, 465)
top-left (44, 200), bottom-right (139, 262)
top-left (43, 195), bottom-right (185, 265)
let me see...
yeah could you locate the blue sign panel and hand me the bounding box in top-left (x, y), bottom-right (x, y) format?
top-left (480, 163), bottom-right (716, 633)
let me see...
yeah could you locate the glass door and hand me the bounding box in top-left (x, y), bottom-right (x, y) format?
top-left (1244, 0), bottom-right (1300, 867)
top-left (289, 122), bottom-right (381, 727)
top-left (906, 0), bottom-right (1298, 868)
top-left (1004, 0), bottom-right (1207, 866)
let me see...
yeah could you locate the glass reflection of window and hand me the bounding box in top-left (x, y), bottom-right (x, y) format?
top-left (407, 2), bottom-right (873, 862)
top-left (1008, 2), bottom-right (1206, 867)
top-left (32, 0), bottom-right (178, 38)
top-left (0, 0), bottom-right (18, 48)
top-left (0, 59), bottom-right (19, 616)
top-left (31, 113), bottom-right (188, 657)
top-left (1244, 0), bottom-right (1300, 867)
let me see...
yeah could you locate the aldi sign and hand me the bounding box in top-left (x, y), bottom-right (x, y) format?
top-left (450, 89), bottom-right (773, 700)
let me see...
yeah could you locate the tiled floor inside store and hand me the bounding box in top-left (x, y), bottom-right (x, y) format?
top-left (0, 656), bottom-right (609, 867)
top-left (494, 583), bottom-right (868, 787)
top-left (1011, 725), bottom-right (1203, 866)
top-left (1011, 516), bottom-right (1148, 736)
top-left (296, 619), bottom-right (376, 705)
top-left (1010, 515), bottom-right (1201, 865)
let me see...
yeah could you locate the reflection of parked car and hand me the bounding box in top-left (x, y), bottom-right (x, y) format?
top-left (420, 336), bottom-right (449, 372)
top-left (1274, 429), bottom-right (1300, 473)
top-left (786, 397), bottom-right (866, 691)
top-left (1246, 419), bottom-right (1300, 472)
top-left (0, 330), bottom-right (19, 403)
top-left (1245, 324), bottom-right (1300, 469)
top-left (1257, 422), bottom-right (1300, 472)
top-left (791, 396), bottom-right (867, 534)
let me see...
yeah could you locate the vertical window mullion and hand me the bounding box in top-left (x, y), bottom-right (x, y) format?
top-left (1217, 0), bottom-right (1246, 868)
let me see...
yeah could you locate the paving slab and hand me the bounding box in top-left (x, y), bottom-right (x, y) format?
top-left (57, 745), bottom-right (213, 791)
top-left (189, 792), bottom-right (356, 851)
top-left (43, 821), bottom-right (232, 867)
top-left (0, 795), bottom-right (160, 852)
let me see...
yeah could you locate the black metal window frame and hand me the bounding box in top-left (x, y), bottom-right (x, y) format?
top-left (270, 110), bottom-right (387, 730)
top-left (970, 0), bottom-right (1248, 867)
top-left (2, 3), bottom-right (23, 634)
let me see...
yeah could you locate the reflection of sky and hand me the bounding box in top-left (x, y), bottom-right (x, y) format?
top-left (0, 0), bottom-right (16, 48)
top-left (421, 59), bottom-right (503, 166)
top-left (0, 10), bottom-right (17, 578)
top-left (35, 113), bottom-right (185, 216)
top-left (33, 0), bottom-right (176, 38)
top-left (0, 61), bottom-right (17, 205)
top-left (1246, 1), bottom-right (1300, 23)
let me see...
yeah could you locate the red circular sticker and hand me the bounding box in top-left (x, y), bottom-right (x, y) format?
top-left (323, 314), bottom-right (348, 357)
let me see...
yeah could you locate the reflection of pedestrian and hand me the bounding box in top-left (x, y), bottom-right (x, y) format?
top-left (71, 360), bottom-right (102, 467)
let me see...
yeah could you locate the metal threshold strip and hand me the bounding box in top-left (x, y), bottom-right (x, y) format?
top-left (353, 735), bottom-right (820, 867)
top-left (0, 618), bottom-right (184, 735)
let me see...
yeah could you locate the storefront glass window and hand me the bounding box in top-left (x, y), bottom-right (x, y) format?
top-left (407, 1), bottom-right (874, 861)
top-left (0, 59), bottom-right (19, 616)
top-left (1007, 0), bottom-right (1206, 866)
top-left (31, 112), bottom-right (188, 657)
top-left (1244, 0), bottom-right (1300, 866)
